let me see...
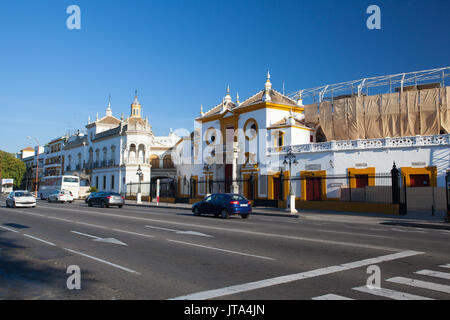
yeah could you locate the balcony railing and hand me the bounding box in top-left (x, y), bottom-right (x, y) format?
top-left (268, 134), bottom-right (450, 154)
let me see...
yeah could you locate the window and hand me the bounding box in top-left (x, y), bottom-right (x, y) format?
top-left (103, 176), bottom-right (106, 190)
top-left (355, 175), bottom-right (369, 188)
top-left (244, 118), bottom-right (258, 140)
top-left (409, 174), bottom-right (430, 187)
top-left (95, 176), bottom-right (99, 189)
top-left (111, 175), bottom-right (115, 190)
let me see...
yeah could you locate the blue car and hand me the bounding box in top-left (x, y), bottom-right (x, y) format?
top-left (192, 193), bottom-right (252, 219)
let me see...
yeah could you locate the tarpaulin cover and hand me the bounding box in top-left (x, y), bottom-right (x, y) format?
top-left (381, 93), bottom-right (401, 137)
top-left (364, 95), bottom-right (383, 138)
top-left (440, 87), bottom-right (450, 133)
top-left (419, 88), bottom-right (439, 135)
top-left (332, 98), bottom-right (348, 140)
top-left (319, 101), bottom-right (334, 140)
top-left (400, 91), bottom-right (419, 137)
top-left (303, 103), bottom-right (319, 126)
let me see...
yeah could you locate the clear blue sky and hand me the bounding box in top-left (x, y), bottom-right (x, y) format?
top-left (0, 0), bottom-right (449, 153)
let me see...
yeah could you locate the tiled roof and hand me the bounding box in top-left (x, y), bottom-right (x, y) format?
top-left (237, 89), bottom-right (298, 109)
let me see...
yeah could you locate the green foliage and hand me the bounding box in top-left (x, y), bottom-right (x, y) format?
top-left (88, 186), bottom-right (98, 193)
top-left (0, 150), bottom-right (26, 188)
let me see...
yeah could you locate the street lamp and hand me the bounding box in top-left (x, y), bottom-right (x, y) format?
top-left (27, 136), bottom-right (40, 198)
top-left (136, 165), bottom-right (143, 203)
top-left (283, 147), bottom-right (298, 214)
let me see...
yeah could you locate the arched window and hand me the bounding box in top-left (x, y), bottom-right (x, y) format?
top-left (150, 155), bottom-right (159, 168)
top-left (163, 155), bottom-right (174, 169)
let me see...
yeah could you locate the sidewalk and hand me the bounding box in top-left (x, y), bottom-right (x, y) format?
top-left (120, 199), bottom-right (450, 230)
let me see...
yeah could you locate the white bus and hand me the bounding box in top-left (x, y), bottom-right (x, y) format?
top-left (39, 175), bottom-right (80, 200)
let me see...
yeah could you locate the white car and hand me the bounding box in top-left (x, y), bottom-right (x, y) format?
top-left (47, 189), bottom-right (74, 203)
top-left (6, 191), bottom-right (36, 208)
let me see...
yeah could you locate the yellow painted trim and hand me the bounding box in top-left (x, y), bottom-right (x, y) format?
top-left (401, 166), bottom-right (437, 187)
top-left (220, 115), bottom-right (239, 144)
top-left (267, 125), bottom-right (314, 132)
top-left (197, 102), bottom-right (304, 123)
top-left (347, 167), bottom-right (376, 188)
top-left (205, 127), bottom-right (218, 146)
top-left (243, 118), bottom-right (258, 141)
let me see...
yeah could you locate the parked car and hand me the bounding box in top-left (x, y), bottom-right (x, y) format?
top-left (6, 190), bottom-right (36, 208)
top-left (47, 189), bottom-right (74, 203)
top-left (85, 192), bottom-right (98, 204)
top-left (87, 192), bottom-right (124, 208)
top-left (192, 193), bottom-right (251, 219)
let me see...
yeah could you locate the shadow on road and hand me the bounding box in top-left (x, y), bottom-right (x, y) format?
top-left (0, 230), bottom-right (99, 299)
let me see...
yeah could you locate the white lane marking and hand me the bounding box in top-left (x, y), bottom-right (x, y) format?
top-left (71, 230), bottom-right (101, 239)
top-left (0, 226), bottom-right (19, 233)
top-left (22, 205), bottom-right (405, 252)
top-left (387, 277), bottom-right (450, 294)
top-left (112, 229), bottom-right (154, 238)
top-left (64, 248), bottom-right (140, 275)
top-left (169, 250), bottom-right (424, 300)
top-left (312, 294), bottom-right (354, 300)
top-left (415, 269), bottom-right (450, 280)
top-left (70, 230), bottom-right (128, 246)
top-left (23, 234), bottom-right (56, 246)
top-left (353, 286), bottom-right (433, 300)
top-left (438, 264), bottom-right (450, 269)
top-left (167, 239), bottom-right (275, 261)
top-left (391, 228), bottom-right (427, 234)
top-left (317, 229), bottom-right (393, 239)
top-left (146, 225), bottom-right (212, 237)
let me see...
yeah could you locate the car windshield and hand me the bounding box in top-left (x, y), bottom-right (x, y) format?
top-left (15, 192), bottom-right (33, 197)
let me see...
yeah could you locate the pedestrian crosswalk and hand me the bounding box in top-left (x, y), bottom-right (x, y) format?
top-left (311, 263), bottom-right (450, 300)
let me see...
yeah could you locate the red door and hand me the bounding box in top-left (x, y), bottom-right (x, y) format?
top-left (225, 164), bottom-right (232, 193)
top-left (355, 174), bottom-right (369, 188)
top-left (306, 178), bottom-right (322, 201)
top-left (409, 174), bottom-right (430, 187)
top-left (273, 177), bottom-right (281, 200)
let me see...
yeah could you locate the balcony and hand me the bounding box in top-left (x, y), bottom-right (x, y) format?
top-left (268, 134), bottom-right (450, 155)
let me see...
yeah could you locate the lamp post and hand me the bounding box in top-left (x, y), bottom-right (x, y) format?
top-left (27, 136), bottom-right (40, 198)
top-left (283, 147), bottom-right (298, 214)
top-left (136, 165), bottom-right (143, 204)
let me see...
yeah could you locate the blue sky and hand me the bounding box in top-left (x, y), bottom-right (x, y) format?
top-left (0, 0), bottom-right (449, 153)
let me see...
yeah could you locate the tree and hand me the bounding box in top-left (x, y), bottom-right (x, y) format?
top-left (0, 150), bottom-right (26, 189)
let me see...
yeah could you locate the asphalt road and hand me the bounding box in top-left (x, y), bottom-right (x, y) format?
top-left (0, 196), bottom-right (449, 300)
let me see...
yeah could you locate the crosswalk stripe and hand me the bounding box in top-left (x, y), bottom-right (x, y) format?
top-left (312, 294), bottom-right (354, 300)
top-left (387, 277), bottom-right (450, 294)
top-left (415, 270), bottom-right (450, 280)
top-left (353, 286), bottom-right (433, 300)
top-left (438, 264), bottom-right (450, 269)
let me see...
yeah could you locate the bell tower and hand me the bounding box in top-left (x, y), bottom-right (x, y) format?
top-left (130, 90), bottom-right (141, 118)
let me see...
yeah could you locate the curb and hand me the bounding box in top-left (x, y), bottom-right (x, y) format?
top-left (380, 221), bottom-right (450, 231)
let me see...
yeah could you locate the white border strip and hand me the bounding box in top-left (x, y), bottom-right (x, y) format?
top-left (167, 239), bottom-right (275, 261)
top-left (23, 234), bottom-right (56, 246)
top-left (169, 250), bottom-right (423, 300)
top-left (64, 248), bottom-right (141, 275)
top-left (353, 286), bottom-right (433, 300)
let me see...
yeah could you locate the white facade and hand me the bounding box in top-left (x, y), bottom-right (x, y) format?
top-left (63, 94), bottom-right (179, 196)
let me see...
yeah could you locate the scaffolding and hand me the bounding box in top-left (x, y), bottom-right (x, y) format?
top-left (289, 67), bottom-right (450, 104)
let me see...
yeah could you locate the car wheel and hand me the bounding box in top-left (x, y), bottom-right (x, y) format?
top-left (88, 200), bottom-right (93, 207)
top-left (101, 201), bottom-right (108, 208)
top-left (12, 201), bottom-right (16, 208)
top-left (40, 194), bottom-right (44, 200)
top-left (6, 201), bottom-right (9, 208)
top-left (241, 214), bottom-right (249, 219)
top-left (221, 208), bottom-right (229, 219)
top-left (118, 205), bottom-right (123, 208)
top-left (193, 207), bottom-right (200, 216)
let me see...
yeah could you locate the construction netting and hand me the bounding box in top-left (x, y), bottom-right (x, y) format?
top-left (303, 87), bottom-right (450, 140)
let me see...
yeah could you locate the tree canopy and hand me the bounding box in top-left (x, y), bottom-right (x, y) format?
top-left (0, 150), bottom-right (26, 189)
